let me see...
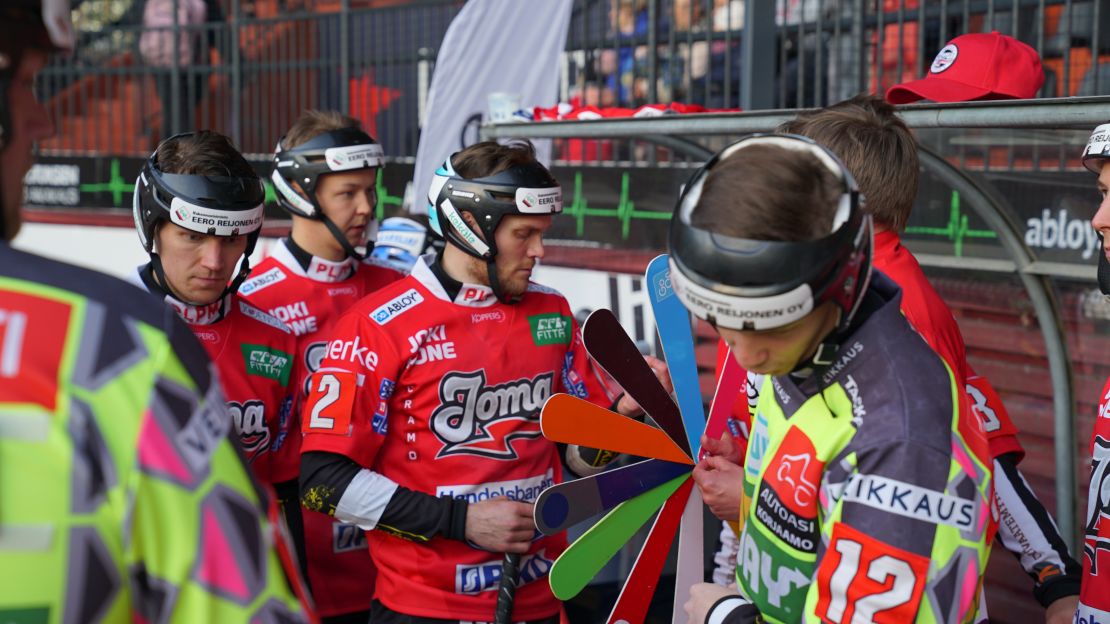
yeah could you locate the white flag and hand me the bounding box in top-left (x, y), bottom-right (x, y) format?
top-left (412, 0), bottom-right (572, 215)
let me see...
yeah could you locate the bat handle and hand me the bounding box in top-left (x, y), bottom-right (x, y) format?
top-left (494, 552), bottom-right (521, 624)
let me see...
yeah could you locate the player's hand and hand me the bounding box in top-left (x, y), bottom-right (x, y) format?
top-left (1044, 595), bottom-right (1079, 624)
top-left (685, 582), bottom-right (738, 624)
top-left (465, 498), bottom-right (535, 553)
top-left (616, 355), bottom-right (672, 417)
top-left (701, 431), bottom-right (743, 465)
top-left (692, 455), bottom-right (744, 522)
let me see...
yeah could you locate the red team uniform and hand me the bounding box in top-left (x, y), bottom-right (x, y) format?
top-left (241, 238), bottom-right (402, 616)
top-left (301, 257), bottom-right (615, 620)
top-left (133, 266), bottom-right (299, 484)
top-left (1083, 379), bottom-right (1110, 622)
top-left (1079, 122), bottom-right (1110, 623)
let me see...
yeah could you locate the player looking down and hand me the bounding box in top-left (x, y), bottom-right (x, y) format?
top-left (675, 135), bottom-right (993, 623)
top-left (700, 96), bottom-right (1080, 621)
top-left (132, 130), bottom-right (299, 485)
top-left (299, 140), bottom-right (667, 623)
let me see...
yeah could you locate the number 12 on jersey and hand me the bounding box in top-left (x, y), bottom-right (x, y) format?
top-left (815, 523), bottom-right (930, 623)
top-left (303, 371), bottom-right (357, 435)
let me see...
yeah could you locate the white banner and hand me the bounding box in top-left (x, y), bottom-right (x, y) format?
top-left (412, 0), bottom-right (572, 215)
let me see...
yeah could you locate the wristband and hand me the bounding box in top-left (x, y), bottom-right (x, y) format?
top-left (707, 595), bottom-right (754, 624)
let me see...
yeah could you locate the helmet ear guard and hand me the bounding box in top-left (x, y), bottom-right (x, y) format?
top-left (668, 134), bottom-right (872, 335)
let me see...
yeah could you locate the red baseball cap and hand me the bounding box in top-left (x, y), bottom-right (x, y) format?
top-left (885, 32), bottom-right (1045, 104)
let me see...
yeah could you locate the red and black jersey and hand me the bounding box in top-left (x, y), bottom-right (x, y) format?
top-left (134, 265), bottom-right (298, 485)
top-left (241, 238), bottom-right (403, 483)
top-left (301, 256), bottom-right (616, 621)
top-left (241, 238), bottom-right (403, 617)
top-left (1079, 377), bottom-right (1110, 620)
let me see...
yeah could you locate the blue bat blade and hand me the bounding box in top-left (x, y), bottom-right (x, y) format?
top-left (645, 254), bottom-right (705, 458)
top-left (533, 458), bottom-right (691, 535)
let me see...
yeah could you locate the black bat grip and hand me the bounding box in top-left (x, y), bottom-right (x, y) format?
top-left (494, 552), bottom-right (521, 624)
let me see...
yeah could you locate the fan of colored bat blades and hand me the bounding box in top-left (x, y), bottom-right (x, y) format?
top-left (536, 255), bottom-right (744, 624)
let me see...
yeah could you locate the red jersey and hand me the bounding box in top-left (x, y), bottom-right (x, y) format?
top-left (713, 230), bottom-right (1023, 461)
top-left (1079, 376), bottom-right (1110, 621)
top-left (134, 266), bottom-right (298, 484)
top-left (301, 257), bottom-right (616, 621)
top-left (241, 238), bottom-right (403, 617)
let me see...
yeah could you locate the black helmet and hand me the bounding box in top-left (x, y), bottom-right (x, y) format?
top-left (133, 133), bottom-right (266, 300)
top-left (271, 126), bottom-right (384, 259)
top-left (426, 154), bottom-right (562, 260)
top-left (668, 134), bottom-right (872, 364)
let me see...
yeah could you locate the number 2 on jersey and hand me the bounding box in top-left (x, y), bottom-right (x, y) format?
top-left (816, 523), bottom-right (929, 623)
top-left (303, 371), bottom-right (356, 434)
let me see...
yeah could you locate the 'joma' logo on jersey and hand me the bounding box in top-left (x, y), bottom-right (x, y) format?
top-left (430, 370), bottom-right (553, 460)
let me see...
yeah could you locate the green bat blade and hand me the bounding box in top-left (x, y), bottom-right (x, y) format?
top-left (547, 473), bottom-right (690, 601)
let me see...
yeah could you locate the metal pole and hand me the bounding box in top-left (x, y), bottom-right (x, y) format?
top-left (340, 0), bottom-right (351, 116)
top-left (481, 97), bottom-right (1110, 140)
top-left (853, 0), bottom-right (866, 96)
top-left (741, 0), bottom-right (774, 110)
top-left (919, 146), bottom-right (1078, 553)
top-left (647, 0), bottom-right (658, 103)
top-left (170, 0), bottom-right (182, 134)
top-left (231, 0), bottom-right (242, 146)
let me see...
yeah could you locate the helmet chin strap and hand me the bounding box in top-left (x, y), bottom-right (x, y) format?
top-left (318, 205), bottom-right (372, 261)
top-left (485, 259), bottom-right (522, 305)
top-left (1099, 240), bottom-right (1110, 297)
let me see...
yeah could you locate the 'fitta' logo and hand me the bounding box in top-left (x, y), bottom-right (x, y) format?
top-left (430, 370), bottom-right (553, 460)
top-left (371, 288), bottom-right (424, 324)
top-left (241, 344), bottom-right (293, 385)
top-left (528, 313), bottom-right (572, 346)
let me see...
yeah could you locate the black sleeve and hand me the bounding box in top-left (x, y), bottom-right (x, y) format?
top-left (300, 451), bottom-right (468, 543)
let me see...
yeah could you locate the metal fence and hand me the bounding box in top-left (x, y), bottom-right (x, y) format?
top-left (39, 0), bottom-right (1110, 159)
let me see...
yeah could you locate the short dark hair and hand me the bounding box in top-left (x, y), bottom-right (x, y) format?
top-left (690, 143), bottom-right (843, 241)
top-left (778, 94), bottom-right (919, 232)
top-left (156, 131), bottom-right (255, 178)
top-left (451, 140), bottom-right (539, 179)
top-left (282, 109), bottom-right (364, 149)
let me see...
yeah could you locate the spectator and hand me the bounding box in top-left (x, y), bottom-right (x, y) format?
top-left (136, 0), bottom-right (225, 135)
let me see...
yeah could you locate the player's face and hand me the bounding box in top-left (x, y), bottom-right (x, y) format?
top-left (1, 50), bottom-right (54, 241)
top-left (155, 222), bottom-right (248, 304)
top-left (1093, 164), bottom-right (1110, 263)
top-left (716, 301), bottom-right (841, 376)
top-left (493, 214), bottom-right (553, 298)
top-left (316, 168), bottom-right (378, 250)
